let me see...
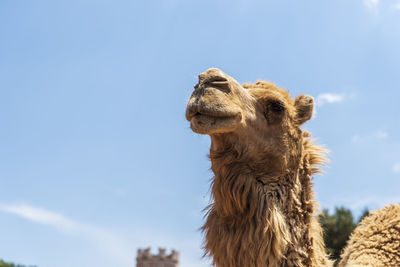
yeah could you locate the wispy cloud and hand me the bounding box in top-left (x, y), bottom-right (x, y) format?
top-left (0, 203), bottom-right (207, 267)
top-left (364, 0), bottom-right (379, 9)
top-left (0, 203), bottom-right (75, 230)
top-left (393, 162), bottom-right (400, 173)
top-left (375, 130), bottom-right (388, 139)
top-left (352, 130), bottom-right (388, 143)
top-left (316, 93), bottom-right (345, 107)
top-left (0, 203), bottom-right (133, 266)
top-left (363, 0), bottom-right (400, 11)
top-left (352, 135), bottom-right (361, 143)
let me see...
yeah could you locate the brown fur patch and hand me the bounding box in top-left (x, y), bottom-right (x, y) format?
top-left (339, 204), bottom-right (400, 267)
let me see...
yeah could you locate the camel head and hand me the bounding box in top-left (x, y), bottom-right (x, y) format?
top-left (186, 68), bottom-right (314, 171)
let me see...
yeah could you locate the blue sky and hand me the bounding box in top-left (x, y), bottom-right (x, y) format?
top-left (0, 0), bottom-right (400, 266)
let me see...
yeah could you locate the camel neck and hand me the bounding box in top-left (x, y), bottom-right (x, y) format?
top-left (208, 145), bottom-right (311, 220)
top-left (203, 142), bottom-right (328, 267)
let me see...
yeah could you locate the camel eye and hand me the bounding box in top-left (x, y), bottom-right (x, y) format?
top-left (268, 101), bottom-right (284, 113)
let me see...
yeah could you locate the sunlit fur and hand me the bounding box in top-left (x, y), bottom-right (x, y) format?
top-left (339, 204), bottom-right (400, 267)
top-left (187, 68), bottom-right (333, 267)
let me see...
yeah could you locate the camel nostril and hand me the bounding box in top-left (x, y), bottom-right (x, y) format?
top-left (208, 76), bottom-right (228, 83)
top-left (205, 79), bottom-right (230, 93)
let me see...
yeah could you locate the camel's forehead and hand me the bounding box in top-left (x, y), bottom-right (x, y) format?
top-left (243, 81), bottom-right (294, 105)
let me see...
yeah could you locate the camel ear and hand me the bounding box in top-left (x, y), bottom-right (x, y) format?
top-left (295, 95), bottom-right (314, 125)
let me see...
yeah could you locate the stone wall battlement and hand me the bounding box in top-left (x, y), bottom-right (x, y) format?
top-left (136, 248), bottom-right (179, 267)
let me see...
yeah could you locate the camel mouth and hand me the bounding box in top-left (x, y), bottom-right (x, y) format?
top-left (186, 110), bottom-right (238, 121)
top-left (189, 112), bottom-right (241, 135)
top-left (190, 112), bottom-right (238, 121)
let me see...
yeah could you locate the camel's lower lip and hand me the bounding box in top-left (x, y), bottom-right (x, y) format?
top-left (189, 113), bottom-right (241, 135)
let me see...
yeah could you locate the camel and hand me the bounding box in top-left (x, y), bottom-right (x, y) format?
top-left (339, 204), bottom-right (400, 267)
top-left (186, 68), bottom-right (333, 267)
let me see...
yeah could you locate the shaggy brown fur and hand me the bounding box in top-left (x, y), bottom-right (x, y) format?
top-left (186, 68), bottom-right (333, 267)
top-left (339, 204), bottom-right (400, 267)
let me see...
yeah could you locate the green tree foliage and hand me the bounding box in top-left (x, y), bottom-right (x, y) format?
top-left (0, 260), bottom-right (13, 267)
top-left (319, 207), bottom-right (369, 264)
top-left (357, 208), bottom-right (370, 223)
top-left (0, 259), bottom-right (36, 267)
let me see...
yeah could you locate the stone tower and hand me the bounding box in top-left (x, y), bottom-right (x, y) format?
top-left (136, 248), bottom-right (179, 267)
